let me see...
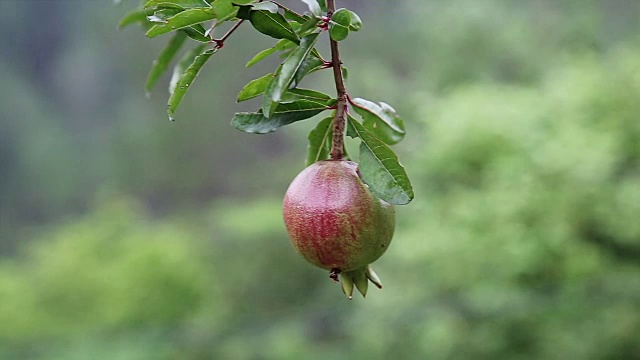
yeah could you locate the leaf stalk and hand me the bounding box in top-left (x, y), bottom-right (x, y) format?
top-left (212, 19), bottom-right (245, 49)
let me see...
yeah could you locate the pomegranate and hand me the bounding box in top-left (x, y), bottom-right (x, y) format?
top-left (283, 160), bottom-right (395, 298)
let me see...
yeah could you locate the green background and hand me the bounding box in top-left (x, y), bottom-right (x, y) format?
top-left (1, 0), bottom-right (639, 359)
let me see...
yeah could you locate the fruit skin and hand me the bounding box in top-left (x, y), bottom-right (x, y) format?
top-left (282, 160), bottom-right (395, 273)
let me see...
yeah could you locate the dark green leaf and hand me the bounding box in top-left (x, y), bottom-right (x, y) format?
top-left (262, 32), bottom-right (320, 117)
top-left (145, 31), bottom-right (188, 94)
top-left (146, 8), bottom-right (216, 38)
top-left (144, 0), bottom-right (210, 9)
top-left (351, 98), bottom-right (406, 145)
top-left (236, 5), bottom-right (251, 19)
top-left (237, 73), bottom-right (273, 102)
top-left (329, 8), bottom-right (350, 41)
top-left (300, 0), bottom-right (326, 16)
top-left (232, 0), bottom-right (258, 4)
top-left (168, 47), bottom-right (217, 121)
top-left (280, 88), bottom-right (331, 103)
top-left (249, 10), bottom-right (299, 44)
top-left (119, 8), bottom-right (148, 29)
top-left (346, 117), bottom-right (413, 205)
top-left (306, 116), bottom-right (333, 166)
top-left (292, 51), bottom-right (324, 87)
top-left (183, 24), bottom-right (210, 42)
top-left (232, 100), bottom-right (327, 133)
top-left (342, 65), bottom-right (348, 80)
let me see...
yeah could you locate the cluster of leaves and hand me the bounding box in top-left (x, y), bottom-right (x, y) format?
top-left (119, 0), bottom-right (413, 205)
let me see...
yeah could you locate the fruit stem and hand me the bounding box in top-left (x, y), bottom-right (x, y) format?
top-left (327, 0), bottom-right (347, 160)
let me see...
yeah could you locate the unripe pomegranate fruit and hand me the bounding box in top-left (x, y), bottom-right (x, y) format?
top-left (283, 160), bottom-right (395, 298)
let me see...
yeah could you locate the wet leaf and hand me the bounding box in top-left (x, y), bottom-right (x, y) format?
top-left (168, 46), bottom-right (217, 121)
top-left (146, 8), bottom-right (216, 38)
top-left (146, 31), bottom-right (188, 93)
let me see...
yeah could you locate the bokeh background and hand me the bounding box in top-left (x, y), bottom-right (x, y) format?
top-left (1, 0), bottom-right (640, 359)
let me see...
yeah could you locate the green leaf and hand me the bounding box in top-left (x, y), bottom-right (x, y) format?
top-left (232, 100), bottom-right (327, 133)
top-left (347, 116), bottom-right (414, 205)
top-left (262, 32), bottom-right (320, 117)
top-left (237, 73), bottom-right (273, 102)
top-left (237, 73), bottom-right (330, 104)
top-left (170, 44), bottom-right (205, 94)
top-left (118, 8), bottom-right (148, 29)
top-left (145, 31), bottom-right (188, 94)
top-left (231, 0), bottom-right (258, 4)
top-left (300, 0), bottom-right (326, 16)
top-left (329, 8), bottom-right (350, 41)
top-left (251, 2), bottom-right (278, 12)
top-left (306, 116), bottom-right (333, 166)
top-left (280, 88), bottom-right (331, 103)
top-left (146, 8), bottom-right (216, 38)
top-left (296, 14), bottom-right (321, 36)
top-left (211, 0), bottom-right (236, 21)
top-left (292, 51), bottom-right (324, 87)
top-left (351, 98), bottom-right (406, 145)
top-left (246, 39), bottom-right (295, 68)
top-left (245, 47), bottom-right (277, 68)
top-left (167, 47), bottom-right (217, 121)
top-left (347, 9), bottom-right (362, 31)
top-left (144, 0), bottom-right (210, 9)
top-left (147, 8), bottom-right (182, 23)
top-left (183, 24), bottom-right (210, 42)
top-left (249, 10), bottom-right (299, 44)
top-left (283, 9), bottom-right (308, 24)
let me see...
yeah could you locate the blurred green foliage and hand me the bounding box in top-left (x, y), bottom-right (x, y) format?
top-left (0, 0), bottom-right (639, 359)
